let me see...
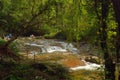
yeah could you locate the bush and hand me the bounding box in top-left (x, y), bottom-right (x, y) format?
top-left (9, 42), bottom-right (19, 54)
top-left (0, 39), bottom-right (6, 45)
top-left (54, 31), bottom-right (67, 40)
top-left (31, 62), bottom-right (72, 80)
top-left (0, 62), bottom-right (71, 80)
top-left (0, 39), bottom-right (19, 54)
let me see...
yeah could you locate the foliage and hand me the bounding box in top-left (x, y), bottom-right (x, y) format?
top-left (0, 0), bottom-right (99, 42)
top-left (0, 39), bottom-right (6, 45)
top-left (0, 0), bottom-right (117, 43)
top-left (0, 0), bottom-right (60, 35)
top-left (41, 24), bottom-right (59, 39)
top-left (0, 61), bottom-right (71, 80)
top-left (9, 42), bottom-right (19, 54)
top-left (0, 39), bottom-right (19, 54)
top-left (70, 69), bottom-right (104, 80)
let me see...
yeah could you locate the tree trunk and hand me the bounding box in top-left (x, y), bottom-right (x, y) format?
top-left (101, 0), bottom-right (115, 80)
top-left (0, 34), bottom-right (20, 61)
top-left (112, 0), bottom-right (120, 79)
top-left (0, 34), bottom-right (19, 48)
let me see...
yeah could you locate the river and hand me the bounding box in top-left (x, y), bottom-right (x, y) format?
top-left (16, 37), bottom-right (102, 70)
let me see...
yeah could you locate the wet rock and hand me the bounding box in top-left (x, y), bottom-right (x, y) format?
top-left (85, 56), bottom-right (101, 64)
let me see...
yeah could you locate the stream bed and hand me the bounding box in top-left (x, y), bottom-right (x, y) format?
top-left (17, 38), bottom-right (102, 70)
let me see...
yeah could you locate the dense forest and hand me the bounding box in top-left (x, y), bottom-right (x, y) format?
top-left (0, 0), bottom-right (120, 80)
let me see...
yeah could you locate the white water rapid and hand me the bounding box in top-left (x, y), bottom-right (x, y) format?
top-left (70, 60), bottom-right (102, 71)
top-left (24, 39), bottom-right (78, 54)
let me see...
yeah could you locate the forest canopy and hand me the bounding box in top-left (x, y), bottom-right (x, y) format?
top-left (0, 0), bottom-right (100, 42)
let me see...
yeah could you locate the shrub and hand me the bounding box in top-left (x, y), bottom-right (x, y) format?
top-left (9, 42), bottom-right (19, 54)
top-left (0, 39), bottom-right (6, 45)
top-left (0, 39), bottom-right (19, 54)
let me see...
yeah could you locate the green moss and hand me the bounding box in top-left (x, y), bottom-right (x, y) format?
top-left (0, 39), bottom-right (6, 45)
top-left (9, 42), bottom-right (19, 54)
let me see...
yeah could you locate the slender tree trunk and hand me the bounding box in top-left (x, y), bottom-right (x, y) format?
top-left (112, 0), bottom-right (120, 79)
top-left (94, 0), bottom-right (115, 79)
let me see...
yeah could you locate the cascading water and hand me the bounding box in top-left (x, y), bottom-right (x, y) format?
top-left (23, 38), bottom-right (102, 70)
top-left (24, 39), bottom-right (78, 54)
top-left (70, 60), bottom-right (102, 70)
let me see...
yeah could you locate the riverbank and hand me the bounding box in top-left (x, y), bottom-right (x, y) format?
top-left (0, 55), bottom-right (104, 80)
top-left (20, 52), bottom-right (104, 80)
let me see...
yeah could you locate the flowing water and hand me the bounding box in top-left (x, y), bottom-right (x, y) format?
top-left (70, 60), bottom-right (102, 71)
top-left (24, 39), bottom-right (78, 54)
top-left (18, 38), bottom-right (102, 70)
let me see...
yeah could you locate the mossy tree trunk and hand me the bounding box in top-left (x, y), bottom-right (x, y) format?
top-left (112, 0), bottom-right (120, 80)
top-left (94, 0), bottom-right (115, 80)
top-left (0, 34), bottom-right (20, 61)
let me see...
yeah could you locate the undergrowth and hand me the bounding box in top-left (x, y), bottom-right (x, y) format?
top-left (0, 61), bottom-right (71, 80)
